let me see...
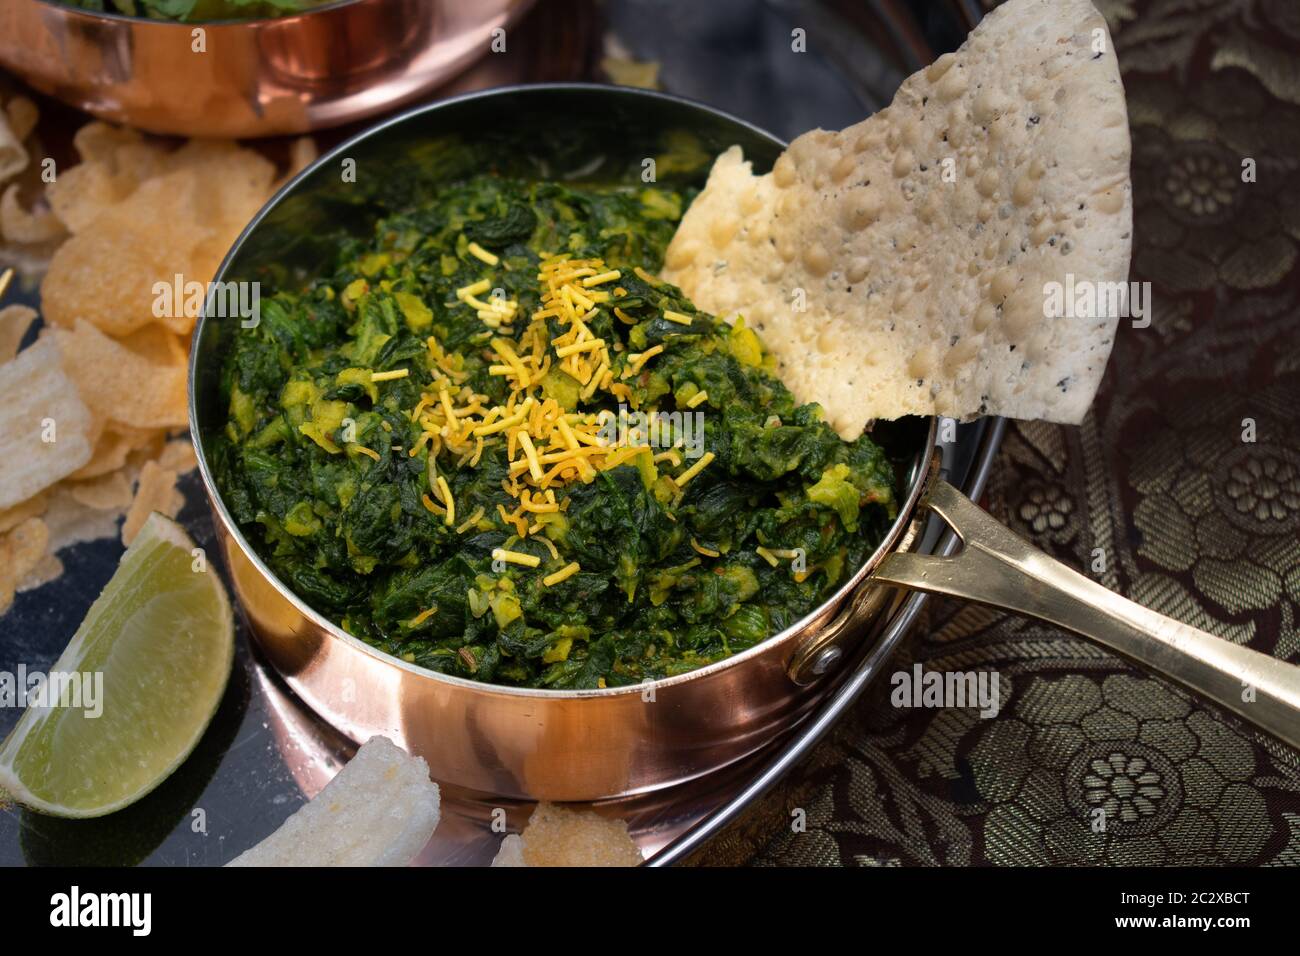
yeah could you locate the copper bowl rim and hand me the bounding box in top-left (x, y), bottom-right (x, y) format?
top-left (33, 0), bottom-right (363, 26)
top-left (189, 82), bottom-right (935, 701)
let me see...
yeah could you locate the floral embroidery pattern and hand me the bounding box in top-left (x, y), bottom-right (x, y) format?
top-left (1162, 151), bottom-right (1239, 221)
top-left (1083, 753), bottom-right (1166, 824)
top-left (1016, 481), bottom-right (1074, 535)
top-left (1224, 452), bottom-right (1300, 525)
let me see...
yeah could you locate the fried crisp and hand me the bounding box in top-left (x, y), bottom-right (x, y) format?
top-left (0, 122), bottom-right (291, 606)
top-left (1, 514), bottom-right (54, 608)
top-left (490, 803), bottom-right (642, 867)
top-left (45, 161), bottom-right (127, 234)
top-left (72, 121), bottom-right (150, 166)
top-left (0, 303), bottom-right (36, 362)
top-left (43, 140), bottom-right (276, 337)
top-left (17, 553), bottom-right (63, 593)
top-left (69, 471), bottom-right (134, 511)
top-left (166, 139), bottom-right (277, 228)
top-left (227, 737), bottom-right (441, 867)
top-left (7, 516), bottom-right (49, 578)
top-left (42, 485), bottom-right (126, 553)
top-left (663, 0), bottom-right (1131, 437)
top-left (69, 424), bottom-right (164, 481)
top-left (120, 323), bottom-right (188, 367)
top-left (0, 491), bottom-right (48, 534)
top-left (53, 319), bottom-right (188, 430)
top-left (43, 170), bottom-right (215, 336)
top-left (156, 437), bottom-right (198, 475)
top-left (0, 338), bottom-right (95, 510)
top-left (45, 123), bottom-right (170, 234)
top-left (121, 460), bottom-right (183, 546)
top-left (1, 184), bottom-right (66, 245)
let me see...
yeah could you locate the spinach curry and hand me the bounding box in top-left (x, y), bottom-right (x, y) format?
top-left (213, 174), bottom-right (897, 689)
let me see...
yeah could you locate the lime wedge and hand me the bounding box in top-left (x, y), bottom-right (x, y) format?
top-left (0, 513), bottom-right (233, 818)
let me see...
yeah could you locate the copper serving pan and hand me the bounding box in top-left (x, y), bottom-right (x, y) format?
top-left (191, 85), bottom-right (1300, 802)
top-left (0, 0), bottom-right (531, 138)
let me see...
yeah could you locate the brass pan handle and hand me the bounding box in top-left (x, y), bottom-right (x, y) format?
top-left (874, 479), bottom-right (1300, 751)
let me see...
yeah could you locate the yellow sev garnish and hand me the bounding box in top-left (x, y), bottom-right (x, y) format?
top-left (493, 547), bottom-right (540, 569)
top-left (691, 537), bottom-right (720, 558)
top-left (436, 475), bottom-right (455, 526)
top-left (455, 506), bottom-right (485, 534)
top-left (405, 252), bottom-right (707, 557)
top-left (625, 344), bottom-right (664, 376)
top-left (674, 451), bottom-right (715, 487)
top-left (543, 561), bottom-right (581, 586)
top-left (455, 258), bottom-right (517, 332)
top-left (756, 546), bottom-right (802, 567)
top-left (408, 606), bottom-right (438, 626)
top-left (467, 241), bottom-right (499, 266)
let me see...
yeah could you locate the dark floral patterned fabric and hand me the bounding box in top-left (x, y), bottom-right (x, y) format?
top-left (694, 0), bottom-right (1300, 867)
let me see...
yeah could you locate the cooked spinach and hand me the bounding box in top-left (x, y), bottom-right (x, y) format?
top-left (213, 174), bottom-right (897, 688)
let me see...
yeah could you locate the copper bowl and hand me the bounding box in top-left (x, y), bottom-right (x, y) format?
top-left (191, 85), bottom-right (1300, 802)
top-left (192, 84), bottom-right (935, 800)
top-left (0, 0), bottom-right (532, 138)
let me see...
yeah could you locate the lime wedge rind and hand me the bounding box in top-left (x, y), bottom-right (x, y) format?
top-left (0, 513), bottom-right (234, 818)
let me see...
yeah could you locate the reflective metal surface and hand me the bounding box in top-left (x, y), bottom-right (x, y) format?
top-left (0, 0), bottom-right (532, 137)
top-left (874, 479), bottom-right (1300, 751)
